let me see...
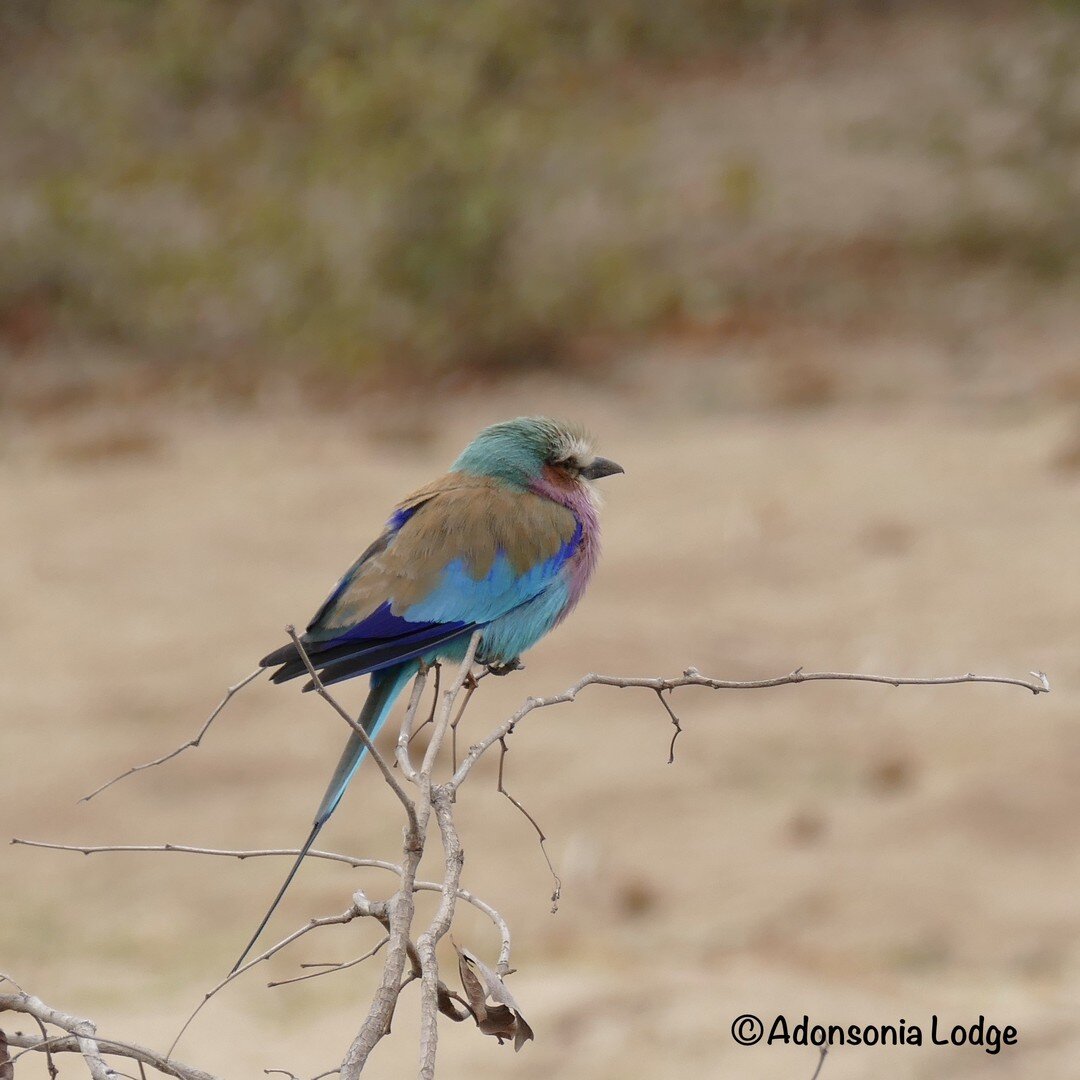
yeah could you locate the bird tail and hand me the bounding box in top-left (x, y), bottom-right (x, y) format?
top-left (228, 662), bottom-right (414, 974)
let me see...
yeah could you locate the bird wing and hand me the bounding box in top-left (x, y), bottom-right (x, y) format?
top-left (261, 473), bottom-right (580, 685)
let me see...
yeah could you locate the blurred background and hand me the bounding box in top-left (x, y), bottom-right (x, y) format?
top-left (3, 0), bottom-right (1080, 1076)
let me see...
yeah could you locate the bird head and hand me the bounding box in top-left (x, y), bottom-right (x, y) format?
top-left (451, 416), bottom-right (624, 491)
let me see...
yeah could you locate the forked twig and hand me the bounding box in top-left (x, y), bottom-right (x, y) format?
top-left (450, 667), bottom-right (1051, 790)
top-left (267, 936), bottom-right (389, 988)
top-left (168, 901), bottom-right (364, 1060)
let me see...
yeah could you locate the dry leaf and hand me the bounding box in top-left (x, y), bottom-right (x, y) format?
top-left (454, 943), bottom-right (534, 1051)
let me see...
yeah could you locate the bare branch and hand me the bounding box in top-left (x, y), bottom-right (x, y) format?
top-left (416, 789), bottom-right (463, 1080)
top-left (343, 634), bottom-right (481, 1080)
top-left (334, 630), bottom-right (475, 1080)
top-left (263, 1070), bottom-right (339, 1080)
top-left (408, 635), bottom-right (483, 1079)
top-left (80, 668), bottom-right (263, 802)
top-left (12, 840), bottom-right (510, 963)
top-left (11, 839), bottom-right (385, 868)
top-left (339, 891), bottom-right (415, 1070)
top-left (1, 990), bottom-right (218, 1080)
top-left (15, 658), bottom-right (1046, 1079)
top-left (267, 937), bottom-right (389, 988)
top-left (449, 666), bottom-right (1051, 790)
top-left (168, 900), bottom-right (365, 1060)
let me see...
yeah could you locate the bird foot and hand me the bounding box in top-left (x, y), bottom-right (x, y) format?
top-left (485, 658), bottom-right (525, 677)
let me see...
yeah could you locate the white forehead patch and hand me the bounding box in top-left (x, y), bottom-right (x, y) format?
top-left (565, 435), bottom-right (593, 463)
top-left (551, 426), bottom-right (594, 463)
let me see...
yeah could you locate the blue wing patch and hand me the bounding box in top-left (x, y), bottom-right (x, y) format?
top-left (402, 519), bottom-right (581, 625)
top-left (263, 513), bottom-right (582, 685)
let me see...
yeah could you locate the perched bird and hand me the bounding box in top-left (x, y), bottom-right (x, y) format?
top-left (232, 417), bottom-right (622, 970)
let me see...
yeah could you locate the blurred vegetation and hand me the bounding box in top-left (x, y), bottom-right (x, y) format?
top-left (921, 22), bottom-right (1080, 279)
top-left (1, 0), bottom-right (1078, 378)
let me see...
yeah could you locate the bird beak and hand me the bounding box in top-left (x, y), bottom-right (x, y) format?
top-left (580, 456), bottom-right (624, 480)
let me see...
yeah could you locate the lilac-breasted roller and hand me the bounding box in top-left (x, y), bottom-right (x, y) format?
top-left (232, 417), bottom-right (622, 969)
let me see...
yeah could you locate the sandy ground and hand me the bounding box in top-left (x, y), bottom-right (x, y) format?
top-left (3, 366), bottom-right (1080, 1078)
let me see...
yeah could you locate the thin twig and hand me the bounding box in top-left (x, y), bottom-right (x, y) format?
top-left (654, 688), bottom-right (683, 764)
top-left (168, 902), bottom-right (362, 1060)
top-left (267, 937), bottom-right (389, 988)
top-left (12, 841), bottom-right (510, 960)
top-left (12, 839), bottom-right (387, 868)
top-left (450, 666), bottom-right (1051, 790)
top-left (33, 1013), bottom-right (59, 1080)
top-left (497, 737), bottom-right (562, 917)
top-left (450, 676), bottom-right (480, 787)
top-left (80, 668), bottom-right (263, 802)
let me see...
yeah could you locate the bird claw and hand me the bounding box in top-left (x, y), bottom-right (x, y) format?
top-left (485, 658), bottom-right (524, 677)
